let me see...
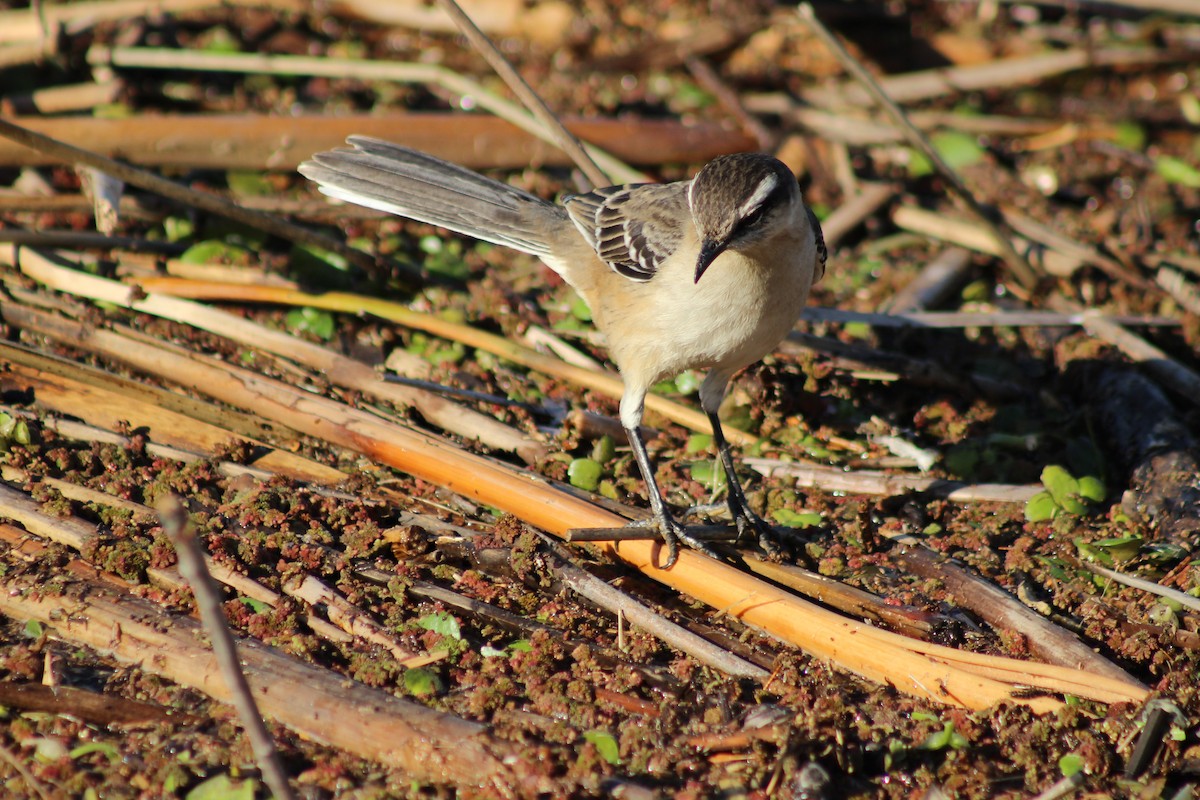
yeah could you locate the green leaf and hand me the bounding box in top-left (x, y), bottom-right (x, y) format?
top-left (1024, 491), bottom-right (1058, 522)
top-left (1091, 534), bottom-right (1143, 563)
top-left (225, 170), bottom-right (273, 197)
top-left (417, 612), bottom-right (462, 641)
top-left (507, 639), bottom-right (532, 653)
top-left (178, 240), bottom-right (249, 265)
top-left (197, 27), bottom-right (242, 55)
top-left (583, 730), bottom-right (620, 765)
top-left (674, 371), bottom-right (702, 395)
top-left (419, 235), bottom-right (471, 280)
top-left (685, 433), bottom-right (713, 454)
top-left (919, 721), bottom-right (968, 751)
top-left (1058, 752), bottom-right (1085, 778)
top-left (1112, 121), bottom-right (1146, 151)
top-left (568, 458), bottom-right (603, 492)
top-left (289, 242), bottom-right (351, 286)
top-left (163, 216), bottom-right (195, 242)
top-left (569, 295), bottom-right (593, 322)
top-left (1059, 495), bottom-right (1089, 516)
top-left (403, 667), bottom-right (442, 696)
top-left (24, 620), bottom-right (44, 638)
top-left (186, 774), bottom-right (258, 800)
top-left (285, 307), bottom-right (336, 341)
top-left (591, 435), bottom-right (615, 464)
top-left (772, 509), bottom-right (823, 529)
top-left (1077, 475), bottom-right (1106, 503)
top-left (70, 742), bottom-right (120, 763)
top-left (1156, 155), bottom-right (1200, 188)
top-left (240, 597), bottom-right (271, 614)
top-left (932, 130), bottom-right (987, 170)
top-left (906, 148), bottom-right (934, 178)
top-left (1074, 538), bottom-right (1113, 568)
top-left (1041, 465), bottom-right (1079, 507)
top-left (689, 460), bottom-right (727, 493)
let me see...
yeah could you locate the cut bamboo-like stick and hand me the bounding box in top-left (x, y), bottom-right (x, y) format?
top-left (0, 299), bottom-right (1149, 710)
top-left (0, 568), bottom-right (532, 789)
top-left (0, 112), bottom-right (750, 173)
top-left (2, 357), bottom-right (346, 485)
top-left (893, 205), bottom-right (1082, 276)
top-left (801, 46), bottom-right (1176, 109)
top-left (0, 0), bottom-right (223, 44)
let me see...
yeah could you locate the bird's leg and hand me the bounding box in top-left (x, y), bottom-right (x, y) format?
top-left (623, 424), bottom-right (722, 567)
top-left (707, 411), bottom-right (781, 557)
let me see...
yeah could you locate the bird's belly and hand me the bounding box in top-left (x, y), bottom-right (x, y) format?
top-left (601, 248), bottom-right (813, 384)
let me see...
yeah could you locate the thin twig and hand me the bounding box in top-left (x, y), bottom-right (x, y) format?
top-left (433, 0), bottom-right (610, 188)
top-left (157, 496), bottom-right (297, 800)
top-left (1080, 310), bottom-right (1200, 404)
top-left (537, 533), bottom-right (767, 679)
top-left (989, 0), bottom-right (1200, 17)
top-left (820, 181), bottom-right (897, 249)
top-left (882, 247), bottom-right (972, 313)
top-left (1155, 267), bottom-right (1200, 316)
top-left (0, 739), bottom-right (56, 800)
top-left (744, 458), bottom-right (1041, 504)
top-left (800, 307), bottom-right (1176, 329)
top-left (1028, 771), bottom-right (1085, 800)
top-left (0, 117), bottom-right (405, 285)
top-left (684, 56), bottom-right (774, 150)
top-left (797, 3), bottom-right (1038, 289)
top-left (1083, 563), bottom-right (1200, 615)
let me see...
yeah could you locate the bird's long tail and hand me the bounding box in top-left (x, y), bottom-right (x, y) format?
top-left (299, 137), bottom-right (568, 260)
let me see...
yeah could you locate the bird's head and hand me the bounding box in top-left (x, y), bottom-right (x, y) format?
top-left (687, 153), bottom-right (800, 283)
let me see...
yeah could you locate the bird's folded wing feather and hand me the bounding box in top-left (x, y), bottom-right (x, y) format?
top-left (564, 183), bottom-right (689, 282)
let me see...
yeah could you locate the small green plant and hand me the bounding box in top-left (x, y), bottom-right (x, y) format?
top-left (919, 720), bottom-right (969, 752)
top-left (582, 730), bottom-right (620, 765)
top-left (1024, 465), bottom-right (1105, 522)
top-left (567, 458), bottom-right (603, 492)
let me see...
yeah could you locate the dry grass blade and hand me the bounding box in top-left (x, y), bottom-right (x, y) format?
top-left (800, 45), bottom-right (1180, 109)
top-left (127, 275), bottom-right (751, 444)
top-left (7, 246), bottom-right (546, 463)
top-left (0, 300), bottom-right (1149, 709)
top-left (538, 533), bottom-right (767, 679)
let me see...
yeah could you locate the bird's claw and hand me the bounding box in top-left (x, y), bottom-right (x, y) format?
top-left (624, 514), bottom-right (721, 568)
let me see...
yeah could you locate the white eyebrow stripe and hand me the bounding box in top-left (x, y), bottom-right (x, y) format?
top-left (737, 173), bottom-right (779, 218)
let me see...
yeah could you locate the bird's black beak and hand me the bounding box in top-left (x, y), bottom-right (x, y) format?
top-left (694, 239), bottom-right (726, 283)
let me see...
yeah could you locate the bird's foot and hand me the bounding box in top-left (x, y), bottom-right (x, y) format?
top-left (623, 513), bottom-right (722, 568)
top-left (680, 495), bottom-right (788, 558)
top-left (730, 501), bottom-right (784, 559)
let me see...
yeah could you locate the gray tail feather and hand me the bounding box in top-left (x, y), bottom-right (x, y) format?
top-left (298, 136), bottom-right (567, 258)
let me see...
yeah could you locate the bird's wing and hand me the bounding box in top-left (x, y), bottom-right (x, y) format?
top-left (563, 183), bottom-right (689, 282)
top-left (807, 205), bottom-right (827, 283)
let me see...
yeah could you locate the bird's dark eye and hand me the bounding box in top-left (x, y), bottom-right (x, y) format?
top-left (737, 205), bottom-right (767, 232)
